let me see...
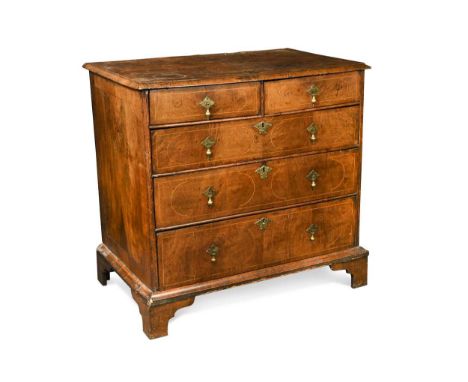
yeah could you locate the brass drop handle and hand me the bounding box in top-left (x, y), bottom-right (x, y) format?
top-left (306, 123), bottom-right (318, 142)
top-left (307, 85), bottom-right (320, 104)
top-left (199, 96), bottom-right (215, 119)
top-left (203, 186), bottom-right (217, 207)
top-left (306, 169), bottom-right (319, 188)
top-left (206, 243), bottom-right (219, 263)
top-left (201, 136), bottom-right (216, 159)
top-left (306, 224), bottom-right (318, 241)
top-left (255, 163), bottom-right (272, 180)
top-left (255, 217), bottom-right (271, 231)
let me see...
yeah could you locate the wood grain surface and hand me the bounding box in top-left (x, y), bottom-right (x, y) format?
top-left (264, 71), bottom-right (361, 114)
top-left (98, 241), bottom-right (368, 305)
top-left (90, 74), bottom-right (157, 288)
top-left (83, 48), bottom-right (369, 89)
top-left (149, 82), bottom-right (261, 125)
top-left (132, 291), bottom-right (194, 339)
top-left (330, 256), bottom-right (367, 288)
top-left (157, 197), bottom-right (357, 289)
top-left (151, 105), bottom-right (360, 173)
top-left (154, 149), bottom-right (358, 228)
top-left (85, 49), bottom-right (370, 339)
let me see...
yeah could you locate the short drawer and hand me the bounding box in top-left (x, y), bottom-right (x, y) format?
top-left (264, 71), bottom-right (361, 114)
top-left (149, 82), bottom-right (261, 125)
top-left (152, 106), bottom-right (360, 173)
top-left (154, 149), bottom-right (358, 228)
top-left (157, 197), bottom-right (357, 289)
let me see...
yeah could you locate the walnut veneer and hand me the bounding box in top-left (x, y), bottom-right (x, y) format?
top-left (85, 48), bottom-right (370, 339)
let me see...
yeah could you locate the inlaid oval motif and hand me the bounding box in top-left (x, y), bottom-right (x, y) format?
top-left (154, 151), bottom-right (357, 228)
top-left (169, 172), bottom-right (256, 218)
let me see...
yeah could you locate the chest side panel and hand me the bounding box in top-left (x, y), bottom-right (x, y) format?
top-left (90, 74), bottom-right (157, 289)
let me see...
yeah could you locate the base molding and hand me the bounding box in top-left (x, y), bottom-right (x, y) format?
top-left (97, 244), bottom-right (369, 339)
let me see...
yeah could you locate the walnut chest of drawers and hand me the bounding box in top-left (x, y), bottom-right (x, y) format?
top-left (84, 48), bottom-right (370, 339)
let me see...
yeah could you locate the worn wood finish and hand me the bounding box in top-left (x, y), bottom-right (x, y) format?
top-left (85, 49), bottom-right (370, 339)
top-left (90, 74), bottom-right (157, 289)
top-left (132, 291), bottom-right (194, 339)
top-left (152, 246), bottom-right (369, 304)
top-left (264, 72), bottom-right (361, 114)
top-left (97, 249), bottom-right (113, 286)
top-left (154, 150), bottom-right (358, 228)
top-left (97, 243), bottom-right (153, 301)
top-left (355, 71), bottom-right (366, 246)
top-left (152, 105), bottom-right (360, 173)
top-left (158, 197), bottom-right (357, 289)
top-left (84, 48), bottom-right (370, 90)
top-left (101, 241), bottom-right (368, 305)
top-left (330, 256), bottom-right (368, 288)
top-left (149, 82), bottom-right (261, 125)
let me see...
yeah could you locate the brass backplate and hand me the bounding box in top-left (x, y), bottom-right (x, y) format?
top-left (255, 164), bottom-right (272, 180)
top-left (255, 217), bottom-right (271, 231)
top-left (306, 169), bottom-right (319, 182)
top-left (200, 95), bottom-right (215, 109)
top-left (201, 136), bottom-right (216, 149)
top-left (254, 121), bottom-right (272, 135)
top-left (307, 84), bottom-right (320, 96)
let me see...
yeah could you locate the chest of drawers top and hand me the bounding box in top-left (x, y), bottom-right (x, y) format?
top-left (84, 48), bottom-right (369, 90)
top-left (85, 48), bottom-right (370, 340)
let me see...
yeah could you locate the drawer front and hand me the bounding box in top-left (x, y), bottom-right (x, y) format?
top-left (152, 106), bottom-right (360, 173)
top-left (264, 71), bottom-right (361, 114)
top-left (154, 150), bottom-right (358, 228)
top-left (158, 197), bottom-right (357, 289)
top-left (149, 82), bottom-right (261, 125)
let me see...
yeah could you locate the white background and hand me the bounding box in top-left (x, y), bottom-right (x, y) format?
top-left (1, 0), bottom-right (467, 380)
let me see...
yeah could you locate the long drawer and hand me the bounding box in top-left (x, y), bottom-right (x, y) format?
top-left (151, 106), bottom-right (360, 173)
top-left (154, 149), bottom-right (358, 228)
top-left (157, 197), bottom-right (357, 289)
